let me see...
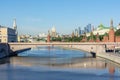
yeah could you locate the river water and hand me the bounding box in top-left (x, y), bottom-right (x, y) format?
top-left (0, 46), bottom-right (120, 80)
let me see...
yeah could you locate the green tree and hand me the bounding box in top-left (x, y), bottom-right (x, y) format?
top-left (99, 35), bottom-right (104, 41)
top-left (79, 35), bottom-right (83, 41)
top-left (115, 29), bottom-right (120, 36)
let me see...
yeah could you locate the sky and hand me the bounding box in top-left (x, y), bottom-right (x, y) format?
top-left (0, 0), bottom-right (120, 35)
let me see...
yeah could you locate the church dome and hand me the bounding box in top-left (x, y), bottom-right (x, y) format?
top-left (51, 27), bottom-right (56, 32)
top-left (97, 24), bottom-right (105, 30)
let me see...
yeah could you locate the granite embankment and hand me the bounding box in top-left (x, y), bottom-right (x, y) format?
top-left (0, 43), bottom-right (31, 58)
top-left (97, 53), bottom-right (120, 64)
top-left (61, 44), bottom-right (120, 64)
top-left (0, 43), bottom-right (10, 58)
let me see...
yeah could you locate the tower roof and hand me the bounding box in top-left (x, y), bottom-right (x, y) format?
top-left (13, 19), bottom-right (17, 29)
top-left (110, 19), bottom-right (113, 29)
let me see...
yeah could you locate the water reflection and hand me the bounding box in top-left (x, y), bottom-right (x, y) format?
top-left (109, 66), bottom-right (115, 75)
top-left (0, 46), bottom-right (120, 80)
top-left (10, 46), bottom-right (120, 77)
top-left (0, 58), bottom-right (10, 64)
top-left (10, 57), bottom-right (106, 68)
top-left (7, 56), bottom-right (120, 80)
top-left (9, 57), bottom-right (119, 73)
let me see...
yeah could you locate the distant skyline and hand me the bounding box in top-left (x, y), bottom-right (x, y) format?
top-left (0, 0), bottom-right (120, 35)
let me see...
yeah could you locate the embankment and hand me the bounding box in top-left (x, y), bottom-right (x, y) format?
top-left (97, 53), bottom-right (120, 64)
top-left (0, 43), bottom-right (9, 58)
top-left (60, 45), bottom-right (120, 64)
top-left (0, 43), bottom-right (31, 58)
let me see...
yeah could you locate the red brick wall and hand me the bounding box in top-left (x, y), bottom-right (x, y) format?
top-left (116, 36), bottom-right (120, 42)
top-left (89, 39), bottom-right (94, 42)
top-left (47, 35), bottom-right (50, 42)
top-left (96, 39), bottom-right (100, 42)
top-left (102, 36), bottom-right (109, 42)
top-left (109, 29), bottom-right (115, 42)
top-left (81, 38), bottom-right (87, 42)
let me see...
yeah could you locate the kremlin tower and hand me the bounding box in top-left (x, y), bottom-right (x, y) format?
top-left (109, 19), bottom-right (115, 42)
top-left (47, 30), bottom-right (51, 42)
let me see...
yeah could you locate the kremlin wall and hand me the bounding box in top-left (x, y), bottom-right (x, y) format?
top-left (46, 20), bottom-right (120, 43)
top-left (81, 20), bottom-right (120, 42)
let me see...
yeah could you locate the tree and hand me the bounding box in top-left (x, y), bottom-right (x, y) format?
top-left (104, 32), bottom-right (108, 36)
top-left (115, 29), bottom-right (120, 36)
top-left (51, 37), bottom-right (62, 42)
top-left (87, 32), bottom-right (96, 41)
top-left (79, 35), bottom-right (83, 41)
top-left (99, 35), bottom-right (104, 41)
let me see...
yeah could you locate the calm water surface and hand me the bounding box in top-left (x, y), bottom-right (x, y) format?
top-left (0, 46), bottom-right (120, 80)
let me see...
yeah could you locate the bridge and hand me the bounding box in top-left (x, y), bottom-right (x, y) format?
top-left (9, 42), bottom-right (106, 53)
top-left (8, 42), bottom-right (119, 55)
top-left (1, 42), bottom-right (120, 64)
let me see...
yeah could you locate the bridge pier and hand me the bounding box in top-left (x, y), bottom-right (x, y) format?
top-left (0, 43), bottom-right (10, 58)
top-left (90, 52), bottom-right (96, 58)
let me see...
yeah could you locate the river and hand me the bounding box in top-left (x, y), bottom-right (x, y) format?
top-left (0, 46), bottom-right (120, 80)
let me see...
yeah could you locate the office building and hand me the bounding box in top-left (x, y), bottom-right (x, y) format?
top-left (78, 27), bottom-right (81, 35)
top-left (87, 24), bottom-right (92, 33)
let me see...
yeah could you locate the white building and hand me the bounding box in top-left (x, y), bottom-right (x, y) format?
top-left (117, 23), bottom-right (120, 30)
top-left (39, 33), bottom-right (47, 38)
top-left (86, 24), bottom-right (116, 36)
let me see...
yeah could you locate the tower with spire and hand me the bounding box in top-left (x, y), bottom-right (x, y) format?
top-left (13, 19), bottom-right (17, 30)
top-left (109, 19), bottom-right (115, 42)
top-left (13, 19), bottom-right (18, 41)
top-left (47, 30), bottom-right (51, 42)
top-left (110, 19), bottom-right (113, 29)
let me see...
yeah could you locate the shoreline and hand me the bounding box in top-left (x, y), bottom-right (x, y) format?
top-left (58, 45), bottom-right (120, 65)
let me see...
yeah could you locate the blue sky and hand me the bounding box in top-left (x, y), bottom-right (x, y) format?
top-left (0, 0), bottom-right (120, 35)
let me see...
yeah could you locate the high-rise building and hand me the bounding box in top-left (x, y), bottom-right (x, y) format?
top-left (78, 27), bottom-right (81, 35)
top-left (84, 26), bottom-right (86, 33)
top-left (86, 24), bottom-right (92, 33)
top-left (84, 24), bottom-right (92, 33)
top-left (75, 29), bottom-right (78, 37)
top-left (81, 30), bottom-right (85, 34)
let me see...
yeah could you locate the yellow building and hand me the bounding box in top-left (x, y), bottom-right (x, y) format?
top-left (0, 26), bottom-right (17, 42)
top-left (0, 19), bottom-right (18, 43)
